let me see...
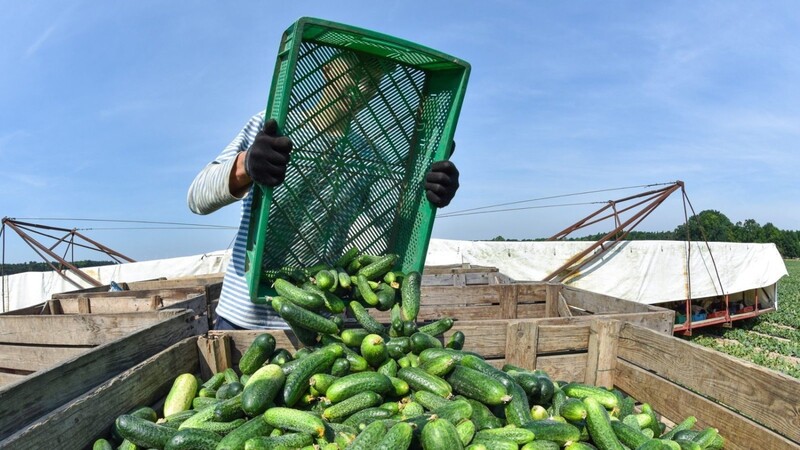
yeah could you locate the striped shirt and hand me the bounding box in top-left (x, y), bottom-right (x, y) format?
top-left (187, 111), bottom-right (288, 329)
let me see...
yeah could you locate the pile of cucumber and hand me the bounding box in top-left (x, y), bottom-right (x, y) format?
top-left (95, 249), bottom-right (726, 450)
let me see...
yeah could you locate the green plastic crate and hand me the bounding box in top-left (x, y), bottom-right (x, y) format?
top-left (245, 17), bottom-right (470, 301)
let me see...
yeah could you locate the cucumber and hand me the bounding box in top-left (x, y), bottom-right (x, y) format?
top-left (238, 333), bottom-right (277, 375)
top-left (640, 403), bottom-right (662, 438)
top-left (397, 367), bottom-right (452, 398)
top-left (193, 418), bottom-right (246, 435)
top-left (358, 254), bottom-right (397, 280)
top-left (341, 328), bottom-right (370, 347)
top-left (323, 291), bottom-right (346, 314)
top-left (164, 373), bottom-right (199, 417)
top-left (530, 404), bottom-right (549, 421)
top-left (403, 320), bottom-right (418, 337)
top-left (456, 419), bottom-right (476, 446)
top-left (432, 399), bottom-right (473, 424)
top-left (466, 398), bottom-right (503, 430)
top-left (522, 419), bottom-right (582, 447)
top-left (314, 269), bottom-right (335, 290)
top-left (565, 443), bottom-right (603, 450)
top-left (263, 407), bottom-right (326, 437)
top-left (419, 348), bottom-right (480, 365)
top-left (410, 332), bottom-right (443, 354)
top-left (129, 405), bottom-right (158, 422)
top-left (214, 393), bottom-right (245, 421)
top-left (661, 416), bottom-right (696, 440)
top-left (346, 420), bottom-right (388, 450)
top-left (401, 401), bottom-right (425, 418)
top-left (283, 344), bottom-right (342, 407)
top-left (201, 372), bottom-right (225, 390)
top-left (192, 396), bottom-right (218, 410)
top-left (504, 379), bottom-right (533, 426)
top-left (216, 381), bottom-right (243, 400)
top-left (562, 383), bottom-right (619, 411)
top-left (273, 279), bottom-right (325, 309)
top-left (583, 397), bottom-right (625, 450)
top-left (389, 376), bottom-right (411, 396)
top-left (223, 367), bottom-right (239, 384)
top-left (338, 269), bottom-right (352, 289)
top-left (446, 365), bottom-right (510, 405)
top-left (161, 410), bottom-right (198, 429)
top-left (349, 301), bottom-right (386, 335)
top-left (521, 441), bottom-right (561, 450)
top-left (277, 301), bottom-right (338, 335)
top-left (335, 246), bottom-right (360, 267)
top-left (341, 406), bottom-right (394, 429)
top-left (377, 358), bottom-right (399, 377)
top-left (243, 432), bottom-right (314, 449)
top-left (322, 391), bottom-right (383, 421)
top-left (380, 400), bottom-right (402, 415)
top-left (418, 318), bottom-right (455, 337)
top-left (390, 303), bottom-right (404, 334)
top-left (329, 357), bottom-right (349, 377)
top-left (610, 420), bottom-right (651, 449)
top-left (116, 414), bottom-right (178, 448)
top-left (242, 364), bottom-right (284, 416)
top-left (413, 389), bottom-right (452, 410)
top-left (326, 372), bottom-right (394, 402)
top-left (561, 397), bottom-right (588, 422)
top-left (270, 348), bottom-right (293, 366)
top-left (421, 418), bottom-right (464, 450)
top-left (375, 283), bottom-right (397, 311)
top-left (420, 354), bottom-right (457, 377)
top-left (386, 337), bottom-right (412, 359)
top-left (361, 334), bottom-right (388, 368)
top-left (164, 428), bottom-right (222, 450)
top-left (216, 416), bottom-right (274, 450)
top-left (356, 274), bottom-right (380, 306)
top-left (92, 439), bottom-right (113, 450)
top-left (375, 421), bottom-right (414, 450)
top-left (475, 426), bottom-right (536, 444)
top-left (446, 331), bottom-right (465, 350)
top-left (400, 271), bottom-right (421, 322)
top-left (339, 343), bottom-right (370, 372)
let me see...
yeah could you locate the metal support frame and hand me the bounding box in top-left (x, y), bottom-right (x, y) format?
top-left (542, 181), bottom-right (684, 283)
top-left (1, 217), bottom-right (135, 289)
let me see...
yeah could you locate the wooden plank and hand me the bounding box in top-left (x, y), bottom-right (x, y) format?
top-left (444, 321), bottom-right (509, 359)
top-left (545, 283), bottom-right (561, 318)
top-left (500, 285), bottom-right (519, 319)
top-left (0, 372), bottom-right (26, 388)
top-left (562, 285), bottom-right (654, 314)
top-left (0, 344), bottom-right (89, 372)
top-left (536, 353), bottom-right (587, 382)
top-left (515, 303), bottom-right (547, 319)
top-left (615, 360), bottom-right (799, 450)
top-left (53, 286), bottom-right (207, 301)
top-left (465, 272), bottom-right (490, 285)
top-left (0, 311), bottom-right (183, 345)
top-left (421, 285), bottom-right (503, 306)
top-left (506, 321), bottom-right (538, 369)
top-left (208, 329), bottom-right (305, 368)
top-left (78, 296), bottom-right (91, 314)
top-left (1, 338), bottom-right (200, 449)
top-left (617, 323), bottom-right (800, 444)
top-left (372, 305), bottom-right (503, 323)
top-left (536, 324), bottom-right (591, 354)
top-left (557, 293), bottom-right (573, 317)
top-left (423, 265), bottom-right (499, 275)
top-left (0, 310), bottom-right (200, 441)
top-left (0, 303), bottom-right (48, 315)
top-left (584, 319), bottom-right (620, 387)
top-left (516, 283), bottom-right (548, 302)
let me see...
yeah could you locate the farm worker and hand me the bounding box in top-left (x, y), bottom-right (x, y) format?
top-left (187, 55), bottom-right (461, 330)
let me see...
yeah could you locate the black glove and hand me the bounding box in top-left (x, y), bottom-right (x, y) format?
top-left (425, 141), bottom-right (459, 208)
top-left (244, 118), bottom-right (293, 187)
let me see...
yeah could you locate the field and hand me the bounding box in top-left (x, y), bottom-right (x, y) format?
top-left (687, 259), bottom-right (800, 378)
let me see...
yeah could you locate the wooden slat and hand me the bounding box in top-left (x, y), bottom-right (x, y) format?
top-left (562, 285), bottom-right (654, 314)
top-left (445, 321), bottom-right (509, 359)
top-left (0, 310), bottom-right (200, 441)
top-left (536, 354), bottom-right (587, 382)
top-left (372, 305), bottom-right (503, 323)
top-left (500, 284), bottom-right (519, 319)
top-left (421, 285), bottom-right (503, 306)
top-left (557, 293), bottom-right (573, 317)
top-left (0, 344), bottom-right (89, 372)
top-left (0, 372), bottom-right (26, 388)
top-left (584, 319), bottom-right (620, 387)
top-left (208, 329), bottom-right (305, 369)
top-left (617, 323), bottom-right (800, 444)
top-left (53, 286), bottom-right (207, 301)
top-left (423, 265), bottom-right (499, 275)
top-left (545, 283), bottom-right (561, 318)
top-left (0, 303), bottom-right (48, 315)
top-left (0, 312), bottom-right (182, 345)
top-left (516, 283), bottom-right (548, 301)
top-left (536, 324), bottom-right (591, 353)
top-left (515, 303), bottom-right (547, 319)
top-left (615, 360), bottom-right (799, 450)
top-left (1, 338), bottom-right (200, 449)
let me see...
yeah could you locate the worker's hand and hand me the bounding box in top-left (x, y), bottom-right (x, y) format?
top-left (245, 119), bottom-right (293, 187)
top-left (425, 141), bottom-right (459, 208)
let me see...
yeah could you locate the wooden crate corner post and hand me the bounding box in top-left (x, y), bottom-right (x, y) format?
top-left (545, 282), bottom-right (563, 318)
top-left (585, 318), bottom-right (621, 388)
top-left (197, 334), bottom-right (231, 379)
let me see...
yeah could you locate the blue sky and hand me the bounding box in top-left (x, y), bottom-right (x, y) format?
top-left (2, 1), bottom-right (799, 263)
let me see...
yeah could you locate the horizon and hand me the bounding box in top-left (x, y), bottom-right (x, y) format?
top-left (2, 1), bottom-right (799, 263)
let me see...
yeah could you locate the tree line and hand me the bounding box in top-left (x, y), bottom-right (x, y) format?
top-left (0, 260), bottom-right (114, 276)
top-left (491, 209), bottom-right (800, 258)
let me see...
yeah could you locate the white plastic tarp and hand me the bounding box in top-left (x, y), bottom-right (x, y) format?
top-left (1, 250), bottom-right (230, 312)
top-left (425, 239), bottom-right (788, 305)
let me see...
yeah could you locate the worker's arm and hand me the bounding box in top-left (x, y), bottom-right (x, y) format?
top-left (425, 141), bottom-right (460, 208)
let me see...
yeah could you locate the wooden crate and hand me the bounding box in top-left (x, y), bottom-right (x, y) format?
top-left (8, 318), bottom-right (799, 449)
top-left (4, 274), bottom-right (223, 330)
top-left (374, 282), bottom-right (674, 333)
top-left (0, 308), bottom-right (204, 444)
top-left (422, 264), bottom-right (512, 286)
